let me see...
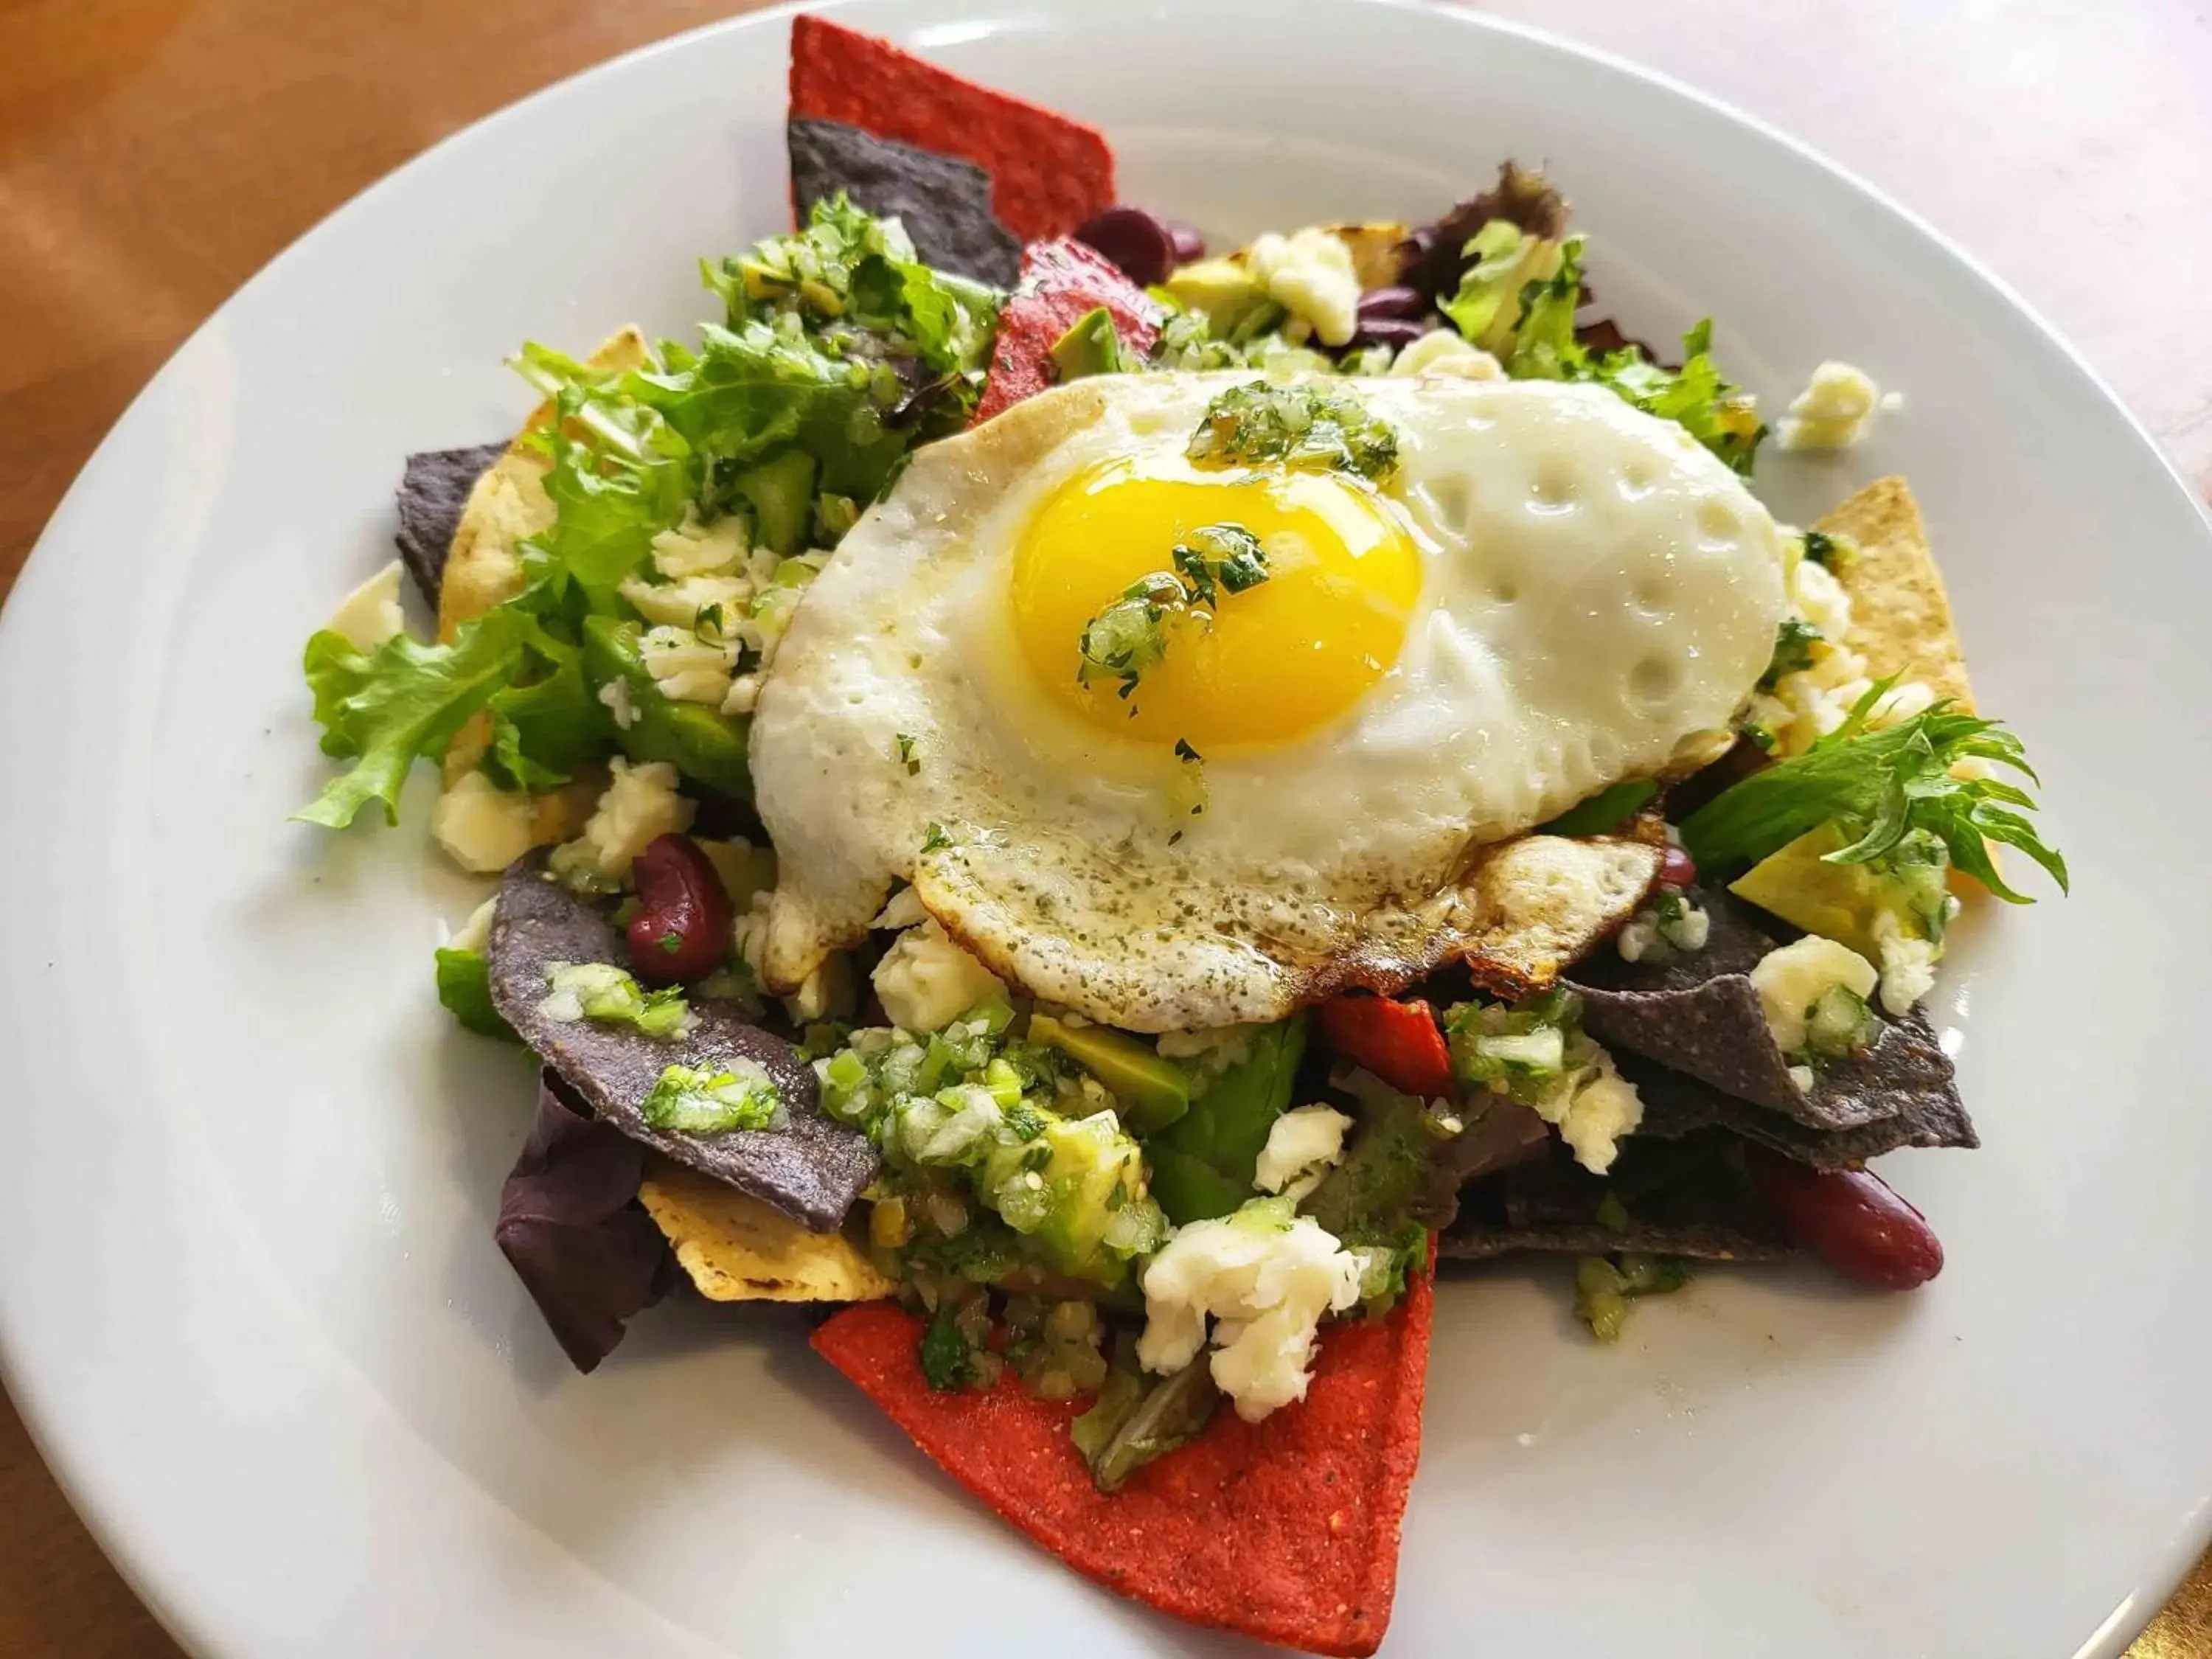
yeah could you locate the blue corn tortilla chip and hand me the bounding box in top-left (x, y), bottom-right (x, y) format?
top-left (788, 116), bottom-right (1020, 287)
top-left (487, 852), bottom-right (877, 1231)
top-left (394, 441), bottom-right (505, 608)
top-left (494, 1070), bottom-right (675, 1371)
top-left (1621, 1048), bottom-right (1977, 1169)
top-left (1441, 1131), bottom-right (1793, 1262)
top-left (1568, 889), bottom-right (1967, 1134)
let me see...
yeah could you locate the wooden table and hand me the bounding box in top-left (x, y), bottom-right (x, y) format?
top-left (1, 1), bottom-right (2207, 1652)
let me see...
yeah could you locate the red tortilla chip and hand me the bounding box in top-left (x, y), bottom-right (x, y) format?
top-left (812, 1265), bottom-right (1432, 1657)
top-left (972, 238), bottom-right (1164, 425)
top-left (789, 15), bottom-right (1114, 244)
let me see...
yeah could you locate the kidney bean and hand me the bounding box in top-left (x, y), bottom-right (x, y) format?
top-left (1074, 206), bottom-right (1179, 288)
top-left (1658, 843), bottom-right (1698, 889)
top-left (1745, 1147), bottom-right (1945, 1289)
top-left (1357, 285), bottom-right (1427, 323)
top-left (626, 833), bottom-right (732, 986)
top-left (1349, 316), bottom-right (1429, 352)
top-left (1167, 221), bottom-right (1206, 264)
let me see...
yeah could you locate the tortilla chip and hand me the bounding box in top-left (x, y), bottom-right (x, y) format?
top-left (1625, 1050), bottom-right (1978, 1168)
top-left (812, 1265), bottom-right (1432, 1657)
top-left (971, 238), bottom-right (1162, 425)
top-left (1443, 1130), bottom-right (1794, 1262)
top-left (1570, 888), bottom-right (1966, 1133)
top-left (639, 1158), bottom-right (894, 1303)
top-left (437, 325), bottom-right (650, 642)
top-left (1819, 476), bottom-right (1974, 712)
top-left (789, 118), bottom-right (1019, 287)
top-left (789, 15), bottom-right (1115, 243)
top-left (495, 1071), bottom-right (675, 1372)
top-left (487, 852), bottom-right (877, 1231)
top-left (428, 327), bottom-right (648, 848)
top-left (394, 442), bottom-right (505, 608)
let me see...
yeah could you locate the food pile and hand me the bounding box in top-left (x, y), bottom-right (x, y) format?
top-left (296, 17), bottom-right (2064, 1653)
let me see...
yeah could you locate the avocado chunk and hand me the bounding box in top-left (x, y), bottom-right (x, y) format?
top-left (582, 615), bottom-right (751, 799)
top-left (1144, 1143), bottom-right (1250, 1226)
top-left (1163, 256), bottom-right (1266, 330)
top-left (1049, 307), bottom-right (1133, 381)
top-left (978, 1107), bottom-right (1164, 1284)
top-left (731, 448), bottom-right (817, 557)
top-left (1031, 1014), bottom-right (1190, 1133)
top-left (1729, 822), bottom-right (1944, 959)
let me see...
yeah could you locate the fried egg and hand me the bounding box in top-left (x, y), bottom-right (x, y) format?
top-left (749, 372), bottom-right (1784, 1031)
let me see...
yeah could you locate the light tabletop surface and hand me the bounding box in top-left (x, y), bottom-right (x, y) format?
top-left (1, 0), bottom-right (2207, 1653)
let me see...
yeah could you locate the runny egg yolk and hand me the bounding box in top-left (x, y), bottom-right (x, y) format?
top-left (1010, 452), bottom-right (1421, 749)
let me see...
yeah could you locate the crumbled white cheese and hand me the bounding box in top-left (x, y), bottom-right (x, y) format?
top-left (1526, 1047), bottom-right (1645, 1175)
top-left (1870, 909), bottom-right (1941, 1017)
top-left (1388, 328), bottom-right (1504, 380)
top-left (325, 560), bottom-right (407, 650)
top-left (448, 896), bottom-right (498, 955)
top-left (431, 771), bottom-right (541, 874)
top-left (597, 676), bottom-right (637, 731)
top-left (1244, 228), bottom-right (1362, 348)
top-left (785, 952), bottom-right (855, 1025)
top-left (639, 624), bottom-right (737, 705)
top-left (1617, 899), bottom-right (1708, 964)
top-left (618, 573), bottom-right (751, 632)
top-left (1749, 935), bottom-right (1879, 1053)
top-left (1253, 1105), bottom-right (1354, 1197)
top-left (649, 507), bottom-right (749, 579)
top-left (871, 918), bottom-right (1005, 1034)
top-left (566, 758), bottom-right (694, 883)
top-left (1777, 361), bottom-right (1885, 451)
top-left (1790, 557), bottom-right (1854, 641)
top-left (1787, 1063), bottom-right (1818, 1093)
top-left (872, 887), bottom-right (929, 931)
top-left (1136, 1199), bottom-right (1365, 1423)
top-left (720, 673), bottom-right (762, 717)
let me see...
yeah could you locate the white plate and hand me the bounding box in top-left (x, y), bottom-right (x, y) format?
top-left (2, 1), bottom-right (2208, 1653)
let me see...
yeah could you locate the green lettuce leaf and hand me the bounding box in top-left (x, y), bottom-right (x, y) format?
top-left (1484, 236), bottom-right (1767, 474)
top-left (296, 613), bottom-right (529, 829)
top-left (434, 946), bottom-right (514, 1040)
top-left (484, 627), bottom-right (613, 792)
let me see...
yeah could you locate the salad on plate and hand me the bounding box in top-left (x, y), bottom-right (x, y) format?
top-left (295, 17), bottom-right (2066, 1653)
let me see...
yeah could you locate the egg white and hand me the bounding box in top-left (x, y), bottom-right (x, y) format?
top-left (748, 372), bottom-right (1784, 1030)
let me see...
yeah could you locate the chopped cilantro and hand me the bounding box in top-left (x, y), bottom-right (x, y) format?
top-left (1186, 381), bottom-right (1399, 481)
top-left (1174, 738), bottom-right (1202, 763)
top-left (919, 821), bottom-right (952, 855)
top-left (895, 732), bottom-right (921, 774)
top-left (1761, 616), bottom-right (1824, 686)
top-left (640, 1061), bottom-right (785, 1133)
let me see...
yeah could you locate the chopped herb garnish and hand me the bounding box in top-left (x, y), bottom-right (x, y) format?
top-left (1761, 616), bottom-right (1823, 686)
top-left (657, 930), bottom-right (684, 954)
top-left (538, 961), bottom-right (695, 1040)
top-left (1801, 529), bottom-right (1854, 570)
top-left (895, 732), bottom-right (921, 774)
top-left (1174, 738), bottom-right (1202, 763)
top-left (1186, 380), bottom-right (1399, 480)
top-left (1076, 524), bottom-right (1272, 700)
top-left (695, 602), bottom-right (726, 640)
top-left (639, 1060), bottom-right (785, 1134)
top-left (919, 821), bottom-right (953, 854)
top-left (1681, 683), bottom-right (2067, 902)
top-left (1170, 524), bottom-right (1270, 605)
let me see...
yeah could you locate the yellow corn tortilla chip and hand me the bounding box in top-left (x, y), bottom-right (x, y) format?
top-left (431, 326), bottom-right (650, 844)
top-left (437, 325), bottom-right (652, 641)
top-left (639, 1158), bottom-right (896, 1304)
top-left (1818, 476), bottom-right (1974, 713)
